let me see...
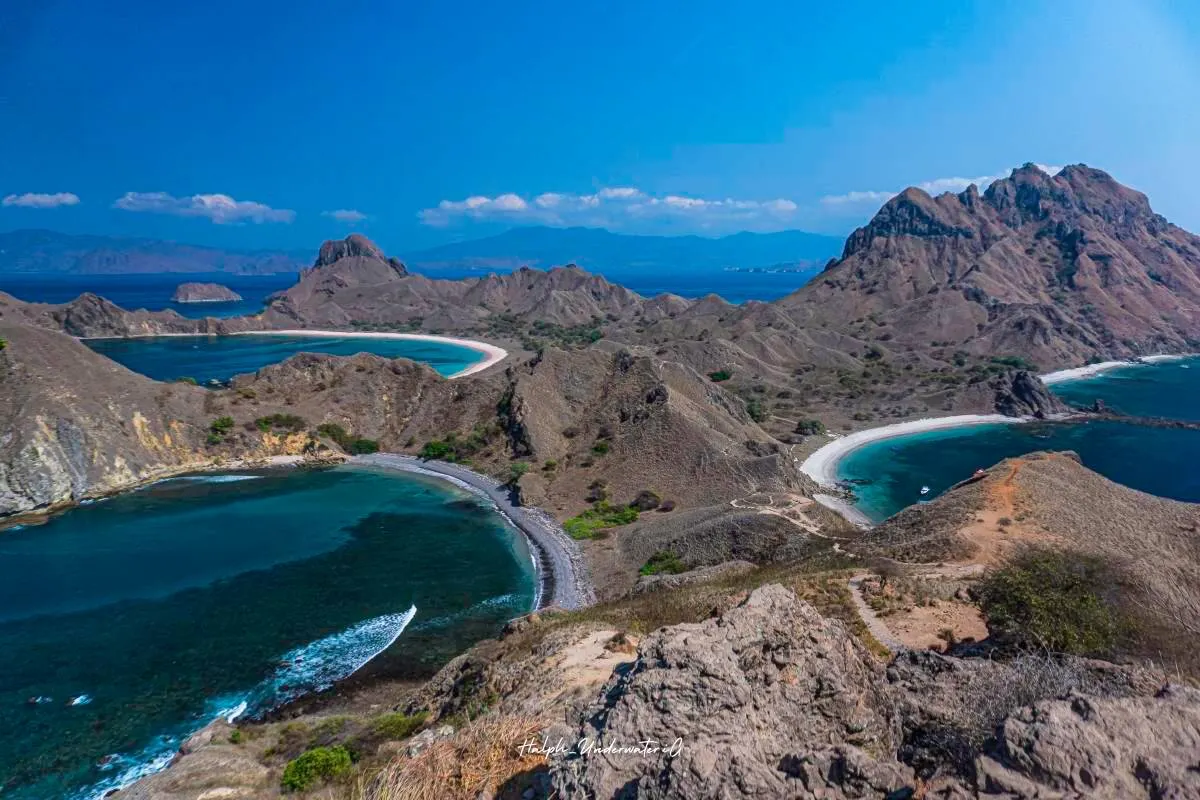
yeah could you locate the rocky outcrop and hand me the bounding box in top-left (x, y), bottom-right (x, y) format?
top-left (171, 281), bottom-right (243, 303)
top-left (990, 370), bottom-right (1067, 418)
top-left (976, 685), bottom-right (1200, 798)
top-left (552, 585), bottom-right (913, 798)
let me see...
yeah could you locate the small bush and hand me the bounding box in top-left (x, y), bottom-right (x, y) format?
top-left (745, 398), bottom-right (768, 423)
top-left (372, 711), bottom-right (427, 740)
top-left (639, 551), bottom-right (686, 576)
top-left (318, 422), bottom-right (379, 455)
top-left (228, 729), bottom-right (244, 745)
top-left (591, 440), bottom-right (610, 455)
top-left (979, 547), bottom-right (1126, 656)
top-left (542, 459), bottom-right (557, 471)
top-left (564, 501), bottom-right (639, 540)
top-left (794, 419), bottom-right (826, 436)
top-left (419, 439), bottom-right (455, 460)
top-left (255, 413), bottom-right (307, 433)
top-left (209, 416), bottom-right (235, 435)
top-left (347, 437), bottom-right (379, 454)
top-left (173, 376), bottom-right (197, 385)
top-left (708, 369), bottom-right (733, 382)
top-left (280, 745), bottom-right (352, 792)
top-left (629, 489), bottom-right (661, 511)
top-left (506, 461), bottom-right (530, 485)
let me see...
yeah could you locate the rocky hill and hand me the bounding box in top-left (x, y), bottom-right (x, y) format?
top-left (261, 233), bottom-right (679, 330)
top-left (171, 282), bottom-right (243, 303)
top-left (776, 164), bottom-right (1200, 367)
top-left (858, 450), bottom-right (1200, 668)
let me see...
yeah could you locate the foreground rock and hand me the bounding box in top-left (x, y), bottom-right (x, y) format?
top-left (552, 584), bottom-right (914, 798)
top-left (171, 281), bottom-right (243, 303)
top-left (550, 585), bottom-right (1198, 799)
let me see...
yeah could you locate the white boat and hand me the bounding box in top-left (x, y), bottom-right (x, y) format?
top-left (919, 486), bottom-right (931, 496)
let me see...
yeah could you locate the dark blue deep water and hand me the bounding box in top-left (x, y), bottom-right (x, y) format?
top-left (839, 358), bottom-right (1200, 522)
top-left (0, 467), bottom-right (535, 799)
top-left (0, 273), bottom-right (295, 319)
top-left (84, 333), bottom-right (485, 382)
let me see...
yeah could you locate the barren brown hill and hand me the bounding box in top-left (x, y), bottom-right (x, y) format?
top-left (858, 450), bottom-right (1200, 652)
top-left (262, 233), bottom-right (685, 330)
top-left (776, 164), bottom-right (1200, 368)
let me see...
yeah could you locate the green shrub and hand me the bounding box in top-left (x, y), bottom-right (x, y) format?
top-left (317, 422), bottom-right (378, 455)
top-left (564, 501), bottom-right (639, 540)
top-left (979, 547), bottom-right (1125, 656)
top-left (372, 711), bottom-right (427, 740)
top-left (591, 440), bottom-right (610, 455)
top-left (347, 438), bottom-right (379, 454)
top-left (708, 369), bottom-right (733, 382)
top-left (209, 416), bottom-right (235, 435)
top-left (745, 398), bottom-right (767, 423)
top-left (0, 337), bottom-right (6, 350)
top-left (228, 729), bottom-right (243, 745)
top-left (255, 413), bottom-right (307, 433)
top-left (794, 419), bottom-right (826, 436)
top-left (629, 489), bottom-right (661, 511)
top-left (173, 376), bottom-right (197, 385)
top-left (419, 439), bottom-right (456, 461)
top-left (989, 355), bottom-right (1039, 372)
top-left (506, 461), bottom-right (530, 485)
top-left (280, 745), bottom-right (352, 792)
top-left (639, 551), bottom-right (686, 576)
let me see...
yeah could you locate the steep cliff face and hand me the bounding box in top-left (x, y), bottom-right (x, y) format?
top-left (781, 164), bottom-right (1200, 368)
top-left (0, 322), bottom-right (212, 515)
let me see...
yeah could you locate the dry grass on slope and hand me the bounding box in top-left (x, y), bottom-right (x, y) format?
top-left (358, 715), bottom-right (545, 800)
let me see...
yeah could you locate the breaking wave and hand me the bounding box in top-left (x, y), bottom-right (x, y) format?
top-left (72, 606), bottom-right (416, 800)
top-left (176, 474), bottom-right (263, 484)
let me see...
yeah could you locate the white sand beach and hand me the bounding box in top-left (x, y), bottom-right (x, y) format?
top-left (799, 414), bottom-right (1016, 489)
top-left (1040, 353), bottom-right (1196, 385)
top-left (81, 329), bottom-right (509, 379)
top-left (234, 329), bottom-right (508, 378)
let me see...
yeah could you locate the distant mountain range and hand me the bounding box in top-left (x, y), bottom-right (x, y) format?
top-left (403, 226), bottom-right (843, 275)
top-left (0, 226), bottom-right (844, 278)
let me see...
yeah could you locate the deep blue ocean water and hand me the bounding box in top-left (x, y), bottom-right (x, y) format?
top-left (0, 466), bottom-right (536, 799)
top-left (0, 267), bottom-right (813, 310)
top-left (838, 358), bottom-right (1200, 523)
top-left (0, 273), bottom-right (295, 319)
top-left (84, 333), bottom-right (486, 382)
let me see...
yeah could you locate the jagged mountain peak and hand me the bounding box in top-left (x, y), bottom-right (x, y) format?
top-left (313, 234), bottom-right (406, 274)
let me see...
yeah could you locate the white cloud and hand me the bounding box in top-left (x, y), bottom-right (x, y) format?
top-left (2, 192), bottom-right (80, 209)
top-left (821, 164), bottom-right (1066, 206)
top-left (322, 209), bottom-right (368, 223)
top-left (113, 192), bottom-right (295, 224)
top-left (419, 187), bottom-right (802, 232)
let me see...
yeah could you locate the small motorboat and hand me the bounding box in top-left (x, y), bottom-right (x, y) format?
top-left (919, 486), bottom-right (931, 496)
top-left (67, 694), bottom-right (92, 706)
top-left (26, 696), bottom-right (53, 706)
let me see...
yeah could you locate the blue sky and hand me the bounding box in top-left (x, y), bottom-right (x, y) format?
top-left (2, 0), bottom-right (1198, 252)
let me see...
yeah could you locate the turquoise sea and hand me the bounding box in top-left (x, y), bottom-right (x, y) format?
top-left (0, 467), bottom-right (536, 799)
top-left (84, 333), bottom-right (486, 382)
top-left (838, 357), bottom-right (1200, 523)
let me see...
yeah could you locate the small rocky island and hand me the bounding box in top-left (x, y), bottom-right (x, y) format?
top-left (171, 282), bottom-right (242, 303)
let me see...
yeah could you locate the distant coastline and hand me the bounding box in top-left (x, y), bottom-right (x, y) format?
top-left (240, 329), bottom-right (508, 378)
top-left (77, 329), bottom-right (509, 379)
top-left (1040, 353), bottom-right (1195, 385)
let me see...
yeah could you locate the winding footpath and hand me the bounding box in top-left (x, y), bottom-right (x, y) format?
top-left (353, 453), bottom-right (595, 611)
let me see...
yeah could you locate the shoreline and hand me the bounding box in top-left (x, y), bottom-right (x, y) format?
top-left (1040, 353), bottom-right (1196, 385)
top-left (353, 453), bottom-right (594, 611)
top-left (77, 329), bottom-right (509, 379)
top-left (799, 414), bottom-right (1018, 491)
top-left (0, 454), bottom-right (314, 532)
